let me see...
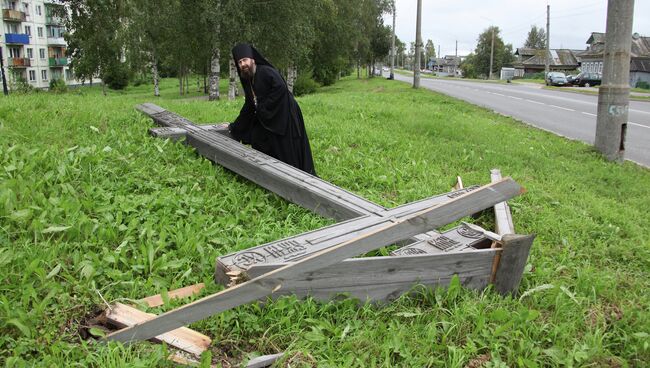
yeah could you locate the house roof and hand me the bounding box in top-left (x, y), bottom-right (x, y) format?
top-left (581, 33), bottom-right (650, 59)
top-left (586, 32), bottom-right (606, 45)
top-left (515, 49), bottom-right (579, 67)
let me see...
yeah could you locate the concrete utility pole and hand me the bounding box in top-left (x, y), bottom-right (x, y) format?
top-left (389, 4), bottom-right (396, 80)
top-left (454, 40), bottom-right (458, 76)
top-left (545, 5), bottom-right (550, 77)
top-left (0, 48), bottom-right (8, 96)
top-left (413, 0), bottom-right (422, 88)
top-left (595, 0), bottom-right (635, 161)
top-left (488, 27), bottom-right (495, 79)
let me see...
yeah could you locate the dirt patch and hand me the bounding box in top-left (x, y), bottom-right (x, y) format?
top-left (465, 352), bottom-right (491, 368)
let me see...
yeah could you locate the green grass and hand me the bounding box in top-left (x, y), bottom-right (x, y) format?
top-left (1, 76), bottom-right (649, 367)
top-left (541, 86), bottom-right (650, 101)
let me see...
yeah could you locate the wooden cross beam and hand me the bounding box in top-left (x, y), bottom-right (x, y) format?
top-left (136, 104), bottom-right (494, 279)
top-left (106, 178), bottom-right (524, 343)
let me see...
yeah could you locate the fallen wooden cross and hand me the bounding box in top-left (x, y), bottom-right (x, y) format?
top-left (124, 104), bottom-right (533, 360)
top-left (106, 178), bottom-right (525, 343)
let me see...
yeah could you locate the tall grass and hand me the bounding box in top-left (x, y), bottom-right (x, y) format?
top-left (0, 76), bottom-right (648, 367)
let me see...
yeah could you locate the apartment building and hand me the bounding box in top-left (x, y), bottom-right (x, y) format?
top-left (1, 0), bottom-right (88, 90)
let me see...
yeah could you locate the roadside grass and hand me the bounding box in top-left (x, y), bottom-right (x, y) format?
top-left (543, 85), bottom-right (650, 101)
top-left (1, 76), bottom-right (649, 367)
top-left (393, 69), bottom-right (509, 84)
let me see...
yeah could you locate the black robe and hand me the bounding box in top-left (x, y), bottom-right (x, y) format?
top-left (229, 64), bottom-right (316, 176)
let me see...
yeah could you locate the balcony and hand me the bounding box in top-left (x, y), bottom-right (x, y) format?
top-left (2, 9), bottom-right (27, 22)
top-left (49, 57), bottom-right (68, 67)
top-left (8, 58), bottom-right (31, 68)
top-left (47, 36), bottom-right (66, 45)
top-left (46, 14), bottom-right (64, 25)
top-left (5, 33), bottom-right (30, 44)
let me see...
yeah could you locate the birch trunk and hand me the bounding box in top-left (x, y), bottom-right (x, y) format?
top-left (208, 48), bottom-right (220, 101)
top-left (287, 63), bottom-right (296, 94)
top-left (228, 59), bottom-right (238, 100)
top-left (152, 55), bottom-right (160, 97)
top-left (179, 66), bottom-right (183, 96)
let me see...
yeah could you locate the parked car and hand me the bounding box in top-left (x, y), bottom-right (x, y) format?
top-left (566, 74), bottom-right (576, 84)
top-left (545, 72), bottom-right (569, 86)
top-left (573, 72), bottom-right (602, 87)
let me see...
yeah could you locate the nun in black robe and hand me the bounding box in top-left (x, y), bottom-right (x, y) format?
top-left (228, 44), bottom-right (316, 176)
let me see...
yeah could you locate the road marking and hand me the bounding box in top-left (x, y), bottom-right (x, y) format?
top-left (629, 122), bottom-right (650, 130)
top-left (581, 112), bottom-right (597, 116)
top-left (493, 93), bottom-right (506, 97)
top-left (508, 96), bottom-right (523, 100)
top-left (549, 104), bottom-right (575, 112)
top-left (525, 99), bottom-right (545, 105)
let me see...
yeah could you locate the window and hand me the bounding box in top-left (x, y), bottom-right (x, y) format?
top-left (29, 70), bottom-right (36, 81)
top-left (9, 47), bottom-right (20, 58)
top-left (36, 5), bottom-right (41, 16)
top-left (65, 69), bottom-right (73, 81)
top-left (39, 48), bottom-right (45, 59)
top-left (41, 70), bottom-right (48, 81)
top-left (6, 23), bottom-right (19, 34)
top-left (24, 25), bottom-right (31, 36)
top-left (22, 2), bottom-right (29, 16)
top-left (26, 48), bottom-right (33, 59)
top-left (37, 27), bottom-right (43, 38)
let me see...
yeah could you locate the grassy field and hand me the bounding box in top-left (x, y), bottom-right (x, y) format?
top-left (1, 76), bottom-right (649, 367)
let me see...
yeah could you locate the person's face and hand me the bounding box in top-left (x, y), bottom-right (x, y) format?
top-left (238, 57), bottom-right (256, 79)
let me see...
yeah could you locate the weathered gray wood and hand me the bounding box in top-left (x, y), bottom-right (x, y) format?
top-left (136, 103), bottom-right (166, 115)
top-left (390, 222), bottom-right (494, 255)
top-left (215, 189), bottom-right (485, 285)
top-left (244, 249), bottom-right (497, 302)
top-left (218, 224), bottom-right (489, 286)
top-left (106, 178), bottom-right (523, 343)
top-left (491, 169), bottom-right (515, 236)
top-left (493, 234), bottom-right (535, 295)
top-left (148, 127), bottom-right (188, 141)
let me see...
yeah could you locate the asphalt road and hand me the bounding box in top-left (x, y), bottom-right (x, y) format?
top-left (393, 73), bottom-right (650, 168)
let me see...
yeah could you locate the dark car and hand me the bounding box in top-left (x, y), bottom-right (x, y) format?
top-left (546, 72), bottom-right (569, 86)
top-left (566, 74), bottom-right (576, 84)
top-left (573, 72), bottom-right (602, 87)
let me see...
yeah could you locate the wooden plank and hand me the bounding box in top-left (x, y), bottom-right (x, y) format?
top-left (490, 169), bottom-right (515, 236)
top-left (219, 224), bottom-right (489, 286)
top-left (391, 222), bottom-right (494, 255)
top-left (149, 126), bottom-right (188, 141)
top-left (492, 234), bottom-right (535, 295)
top-left (215, 187), bottom-right (485, 285)
top-left (244, 249), bottom-right (497, 302)
top-left (105, 303), bottom-right (211, 356)
top-left (140, 283), bottom-right (206, 308)
top-left (106, 178), bottom-right (523, 343)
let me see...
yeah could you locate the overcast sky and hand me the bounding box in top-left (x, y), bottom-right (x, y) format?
top-left (385, 0), bottom-right (650, 57)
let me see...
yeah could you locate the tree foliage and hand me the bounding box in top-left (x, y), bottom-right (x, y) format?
top-left (464, 26), bottom-right (514, 78)
top-left (524, 26), bottom-right (547, 49)
top-left (62, 0), bottom-right (393, 94)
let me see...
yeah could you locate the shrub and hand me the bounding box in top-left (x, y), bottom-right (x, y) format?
top-left (524, 72), bottom-right (545, 80)
top-left (102, 62), bottom-right (129, 90)
top-left (48, 78), bottom-right (68, 93)
top-left (9, 77), bottom-right (35, 94)
top-left (635, 80), bottom-right (650, 90)
top-left (293, 71), bottom-right (320, 96)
